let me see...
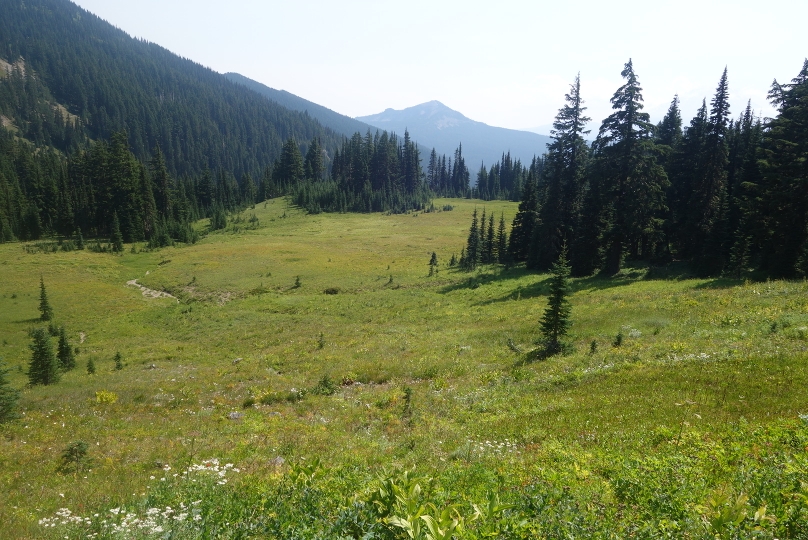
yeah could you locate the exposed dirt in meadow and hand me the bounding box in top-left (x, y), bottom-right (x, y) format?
top-left (126, 279), bottom-right (179, 302)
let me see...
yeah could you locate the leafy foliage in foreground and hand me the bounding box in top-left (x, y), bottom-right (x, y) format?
top-left (36, 418), bottom-right (808, 538)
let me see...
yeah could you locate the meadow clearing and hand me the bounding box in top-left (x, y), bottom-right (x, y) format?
top-left (1, 198), bottom-right (807, 538)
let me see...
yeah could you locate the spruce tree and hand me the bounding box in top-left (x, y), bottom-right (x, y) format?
top-left (114, 351), bottom-right (123, 370)
top-left (39, 276), bottom-right (53, 322)
top-left (479, 209), bottom-right (487, 263)
top-left (86, 357), bottom-right (96, 375)
top-left (755, 59), bottom-right (808, 276)
top-left (75, 227), bottom-right (85, 250)
top-left (28, 328), bottom-right (60, 386)
top-left (0, 359), bottom-right (21, 424)
top-left (110, 211), bottom-right (124, 253)
top-left (485, 213), bottom-right (495, 264)
top-left (428, 252), bottom-right (438, 277)
top-left (508, 176), bottom-right (540, 262)
top-left (592, 59), bottom-right (668, 274)
top-left (539, 246), bottom-right (572, 357)
top-left (531, 74), bottom-right (591, 271)
top-left (465, 209), bottom-right (481, 271)
top-left (496, 213), bottom-right (508, 264)
top-left (57, 327), bottom-right (76, 371)
top-left (691, 68), bottom-right (731, 275)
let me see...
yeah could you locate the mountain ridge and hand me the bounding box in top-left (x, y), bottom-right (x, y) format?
top-left (357, 101), bottom-right (553, 169)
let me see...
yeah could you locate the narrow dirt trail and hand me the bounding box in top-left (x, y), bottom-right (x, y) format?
top-left (126, 279), bottom-right (179, 303)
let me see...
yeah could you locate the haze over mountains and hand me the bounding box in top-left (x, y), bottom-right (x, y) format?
top-left (358, 101), bottom-right (553, 169)
top-left (226, 73), bottom-right (547, 170)
top-left (224, 72), bottom-right (377, 140)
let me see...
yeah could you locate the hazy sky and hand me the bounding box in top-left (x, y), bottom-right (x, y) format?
top-left (72, 0), bottom-right (806, 134)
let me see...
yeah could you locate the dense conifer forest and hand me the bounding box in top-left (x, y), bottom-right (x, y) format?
top-left (501, 61), bottom-right (808, 278)
top-left (0, 0), bottom-right (806, 278)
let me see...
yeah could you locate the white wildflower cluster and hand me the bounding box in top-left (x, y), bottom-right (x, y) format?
top-left (665, 352), bottom-right (711, 364)
top-left (39, 502), bottom-right (203, 538)
top-left (182, 458), bottom-right (240, 485)
top-left (38, 459), bottom-right (240, 536)
top-left (469, 438), bottom-right (519, 457)
top-left (38, 507), bottom-right (93, 528)
top-left (623, 326), bottom-right (642, 339)
top-left (105, 501), bottom-right (203, 536)
top-left (581, 363), bottom-right (614, 375)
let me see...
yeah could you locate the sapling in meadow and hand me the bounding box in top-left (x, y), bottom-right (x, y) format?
top-left (38, 276), bottom-right (53, 322)
top-left (429, 252), bottom-right (438, 276)
top-left (59, 440), bottom-right (90, 475)
top-left (110, 211), bottom-right (124, 253)
top-left (57, 327), bottom-right (76, 371)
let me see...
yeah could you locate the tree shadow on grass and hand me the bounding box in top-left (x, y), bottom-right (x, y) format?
top-left (464, 271), bottom-right (637, 306)
top-left (440, 259), bottom-right (746, 306)
top-left (693, 278), bottom-right (745, 290)
top-left (12, 317), bottom-right (41, 325)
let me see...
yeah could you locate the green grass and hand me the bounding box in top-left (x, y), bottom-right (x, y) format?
top-left (1, 197), bottom-right (807, 538)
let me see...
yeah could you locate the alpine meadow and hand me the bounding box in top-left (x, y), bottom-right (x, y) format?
top-left (1, 0), bottom-right (808, 538)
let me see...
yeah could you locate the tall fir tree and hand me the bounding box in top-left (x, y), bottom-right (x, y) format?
top-left (756, 60), bottom-right (808, 276)
top-left (464, 208), bottom-right (481, 271)
top-left (28, 327), bottom-right (60, 386)
top-left (591, 59), bottom-right (668, 274)
top-left (508, 176), bottom-right (540, 262)
top-left (538, 246), bottom-right (572, 357)
top-left (485, 212), bottom-right (496, 264)
top-left (690, 68), bottom-right (731, 275)
top-left (530, 74), bottom-right (591, 271)
top-left (496, 213), bottom-right (508, 264)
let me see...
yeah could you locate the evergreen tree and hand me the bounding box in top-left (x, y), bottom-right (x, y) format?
top-left (508, 176), bottom-right (540, 262)
top-left (86, 357), bottom-right (96, 375)
top-left (304, 138), bottom-right (324, 182)
top-left (428, 252), bottom-right (438, 277)
top-left (691, 68), bottom-right (731, 275)
top-left (668, 100), bottom-right (709, 257)
top-left (464, 209), bottom-right (481, 271)
top-left (496, 213), bottom-right (508, 264)
top-left (479, 209), bottom-right (487, 263)
top-left (110, 211), bottom-right (124, 253)
top-left (0, 359), bottom-right (21, 424)
top-left (531, 74), bottom-right (591, 270)
top-left (656, 95), bottom-right (683, 149)
top-left (75, 227), bottom-right (84, 250)
top-left (755, 59), bottom-right (808, 276)
top-left (57, 327), bottom-right (76, 371)
top-left (592, 60), bottom-right (668, 274)
top-left (114, 351), bottom-right (123, 370)
top-left (538, 246), bottom-right (572, 357)
top-left (28, 327), bottom-right (60, 386)
top-left (485, 212), bottom-right (496, 263)
top-left (39, 276), bottom-right (53, 322)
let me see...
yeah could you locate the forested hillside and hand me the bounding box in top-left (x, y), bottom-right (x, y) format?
top-left (0, 0), bottom-right (342, 178)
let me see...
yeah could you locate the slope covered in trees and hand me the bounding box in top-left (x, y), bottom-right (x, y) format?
top-left (0, 0), bottom-right (343, 179)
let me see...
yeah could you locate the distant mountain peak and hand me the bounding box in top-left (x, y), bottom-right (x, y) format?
top-left (359, 101), bottom-right (472, 131)
top-left (357, 102), bottom-right (552, 169)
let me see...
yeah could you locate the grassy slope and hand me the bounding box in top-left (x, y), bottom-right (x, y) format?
top-left (0, 198), bottom-right (807, 537)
